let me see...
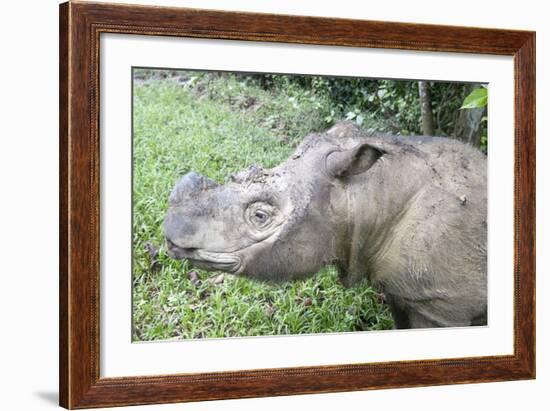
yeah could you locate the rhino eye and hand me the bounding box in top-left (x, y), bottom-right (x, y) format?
top-left (254, 211), bottom-right (268, 222)
top-left (246, 202), bottom-right (274, 229)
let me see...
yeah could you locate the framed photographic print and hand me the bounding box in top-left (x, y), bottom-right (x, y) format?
top-left (59, 1), bottom-right (535, 408)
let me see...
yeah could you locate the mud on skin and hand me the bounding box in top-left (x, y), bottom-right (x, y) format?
top-left (165, 122), bottom-right (487, 329)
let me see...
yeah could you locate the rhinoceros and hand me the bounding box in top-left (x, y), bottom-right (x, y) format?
top-left (164, 122), bottom-right (487, 329)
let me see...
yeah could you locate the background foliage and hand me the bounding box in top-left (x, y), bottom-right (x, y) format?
top-left (132, 68), bottom-right (486, 341)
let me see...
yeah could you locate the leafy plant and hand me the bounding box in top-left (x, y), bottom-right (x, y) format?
top-left (460, 86), bottom-right (488, 109)
top-left (460, 86), bottom-right (488, 152)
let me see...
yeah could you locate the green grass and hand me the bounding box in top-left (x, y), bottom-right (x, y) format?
top-left (132, 70), bottom-right (394, 341)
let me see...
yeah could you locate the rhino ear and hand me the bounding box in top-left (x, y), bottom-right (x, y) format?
top-left (325, 143), bottom-right (384, 178)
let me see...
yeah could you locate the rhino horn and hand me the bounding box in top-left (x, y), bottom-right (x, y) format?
top-left (169, 172), bottom-right (218, 204)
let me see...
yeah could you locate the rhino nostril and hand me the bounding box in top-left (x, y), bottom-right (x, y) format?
top-left (165, 238), bottom-right (182, 249)
top-left (165, 238), bottom-right (197, 254)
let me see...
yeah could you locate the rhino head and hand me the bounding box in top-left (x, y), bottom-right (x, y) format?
top-left (163, 123), bottom-right (384, 282)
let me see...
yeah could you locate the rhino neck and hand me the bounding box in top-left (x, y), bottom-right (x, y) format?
top-left (336, 154), bottom-right (430, 287)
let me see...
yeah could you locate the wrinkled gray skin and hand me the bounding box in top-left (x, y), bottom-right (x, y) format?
top-left (164, 122), bottom-right (487, 329)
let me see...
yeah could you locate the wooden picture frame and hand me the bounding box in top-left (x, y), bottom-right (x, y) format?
top-left (59, 1), bottom-right (535, 408)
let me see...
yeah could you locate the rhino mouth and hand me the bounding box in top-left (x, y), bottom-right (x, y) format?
top-left (166, 239), bottom-right (241, 273)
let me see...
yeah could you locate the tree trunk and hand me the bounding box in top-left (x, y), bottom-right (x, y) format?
top-left (453, 83), bottom-right (487, 147)
top-left (418, 81), bottom-right (434, 136)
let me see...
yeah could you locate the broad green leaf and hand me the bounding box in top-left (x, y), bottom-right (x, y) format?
top-left (460, 87), bottom-right (488, 109)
